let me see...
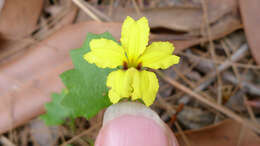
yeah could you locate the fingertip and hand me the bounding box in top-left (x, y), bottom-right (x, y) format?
top-left (95, 102), bottom-right (179, 146)
top-left (95, 115), bottom-right (169, 146)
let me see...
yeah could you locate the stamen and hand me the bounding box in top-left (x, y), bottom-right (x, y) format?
top-left (123, 61), bottom-right (128, 70)
top-left (136, 62), bottom-right (142, 70)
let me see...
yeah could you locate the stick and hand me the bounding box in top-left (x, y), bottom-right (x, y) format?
top-left (179, 51), bottom-right (260, 69)
top-left (61, 123), bottom-right (101, 146)
top-left (196, 44), bottom-right (248, 92)
top-left (243, 96), bottom-right (258, 124)
top-left (0, 136), bottom-right (16, 146)
top-left (132, 0), bottom-right (142, 16)
top-left (83, 1), bottom-right (112, 22)
top-left (72, 0), bottom-right (102, 22)
top-left (223, 72), bottom-right (260, 96)
top-left (179, 44), bottom-right (248, 105)
top-left (201, 0), bottom-right (223, 113)
top-left (157, 70), bottom-right (260, 133)
top-left (175, 122), bottom-right (191, 146)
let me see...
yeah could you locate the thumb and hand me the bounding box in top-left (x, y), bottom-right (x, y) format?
top-left (95, 102), bottom-right (179, 146)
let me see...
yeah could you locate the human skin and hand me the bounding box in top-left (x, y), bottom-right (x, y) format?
top-left (95, 102), bottom-right (179, 146)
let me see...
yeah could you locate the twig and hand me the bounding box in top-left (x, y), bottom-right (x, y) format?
top-left (169, 104), bottom-right (184, 125)
top-left (245, 99), bottom-right (260, 108)
top-left (223, 72), bottom-right (260, 96)
top-left (225, 38), bottom-right (238, 52)
top-left (236, 125), bottom-right (245, 146)
top-left (173, 66), bottom-right (219, 105)
top-left (132, 0), bottom-right (142, 16)
top-left (157, 95), bottom-right (190, 146)
top-left (221, 40), bottom-right (243, 98)
top-left (58, 127), bottom-right (66, 144)
top-left (138, 0), bottom-right (144, 9)
top-left (184, 50), bottom-right (214, 74)
top-left (175, 122), bottom-right (191, 146)
top-left (108, 0), bottom-right (114, 16)
top-left (156, 70), bottom-right (260, 133)
top-left (72, 0), bottom-right (102, 22)
top-left (243, 96), bottom-right (258, 124)
top-left (0, 136), bottom-right (16, 146)
top-left (179, 44), bottom-right (248, 104)
top-left (157, 95), bottom-right (177, 115)
top-left (221, 40), bottom-right (241, 85)
top-left (201, 0), bottom-right (223, 114)
top-left (191, 44), bottom-right (247, 94)
top-left (179, 51), bottom-right (260, 69)
top-left (173, 67), bottom-right (195, 88)
top-left (77, 138), bottom-right (89, 145)
top-left (34, 6), bottom-right (74, 40)
top-left (61, 123), bottom-right (101, 146)
top-left (83, 1), bottom-right (112, 22)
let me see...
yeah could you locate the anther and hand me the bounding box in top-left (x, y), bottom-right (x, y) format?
top-left (123, 61), bottom-right (128, 70)
top-left (136, 62), bottom-right (142, 70)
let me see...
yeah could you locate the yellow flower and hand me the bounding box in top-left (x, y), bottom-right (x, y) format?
top-left (83, 16), bottom-right (180, 106)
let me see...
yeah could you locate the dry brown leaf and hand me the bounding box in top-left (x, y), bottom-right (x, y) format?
top-left (239, 0), bottom-right (260, 64)
top-left (95, 0), bottom-right (238, 33)
top-left (87, 0), bottom-right (241, 52)
top-left (0, 0), bottom-right (43, 40)
top-left (150, 14), bottom-right (242, 52)
top-left (0, 6), bottom-right (77, 65)
top-left (34, 5), bottom-right (78, 40)
top-left (176, 119), bottom-right (260, 146)
top-left (0, 0), bottom-right (4, 13)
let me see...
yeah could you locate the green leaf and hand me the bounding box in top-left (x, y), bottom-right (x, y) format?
top-left (87, 138), bottom-right (95, 146)
top-left (61, 32), bottom-right (115, 119)
top-left (40, 90), bottom-right (72, 125)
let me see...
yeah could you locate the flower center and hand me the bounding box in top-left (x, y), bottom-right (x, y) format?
top-left (123, 61), bottom-right (142, 70)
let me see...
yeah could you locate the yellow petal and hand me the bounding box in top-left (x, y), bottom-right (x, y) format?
top-left (84, 38), bottom-right (127, 68)
top-left (131, 69), bottom-right (159, 106)
top-left (120, 16), bottom-right (149, 65)
top-left (106, 69), bottom-right (134, 103)
top-left (139, 42), bottom-right (180, 69)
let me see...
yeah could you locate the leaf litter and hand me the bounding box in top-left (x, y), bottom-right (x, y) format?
top-left (0, 0), bottom-right (260, 145)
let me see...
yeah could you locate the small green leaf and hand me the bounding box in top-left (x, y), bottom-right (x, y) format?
top-left (61, 32), bottom-right (115, 119)
top-left (40, 90), bottom-right (72, 125)
top-left (87, 138), bottom-right (95, 146)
